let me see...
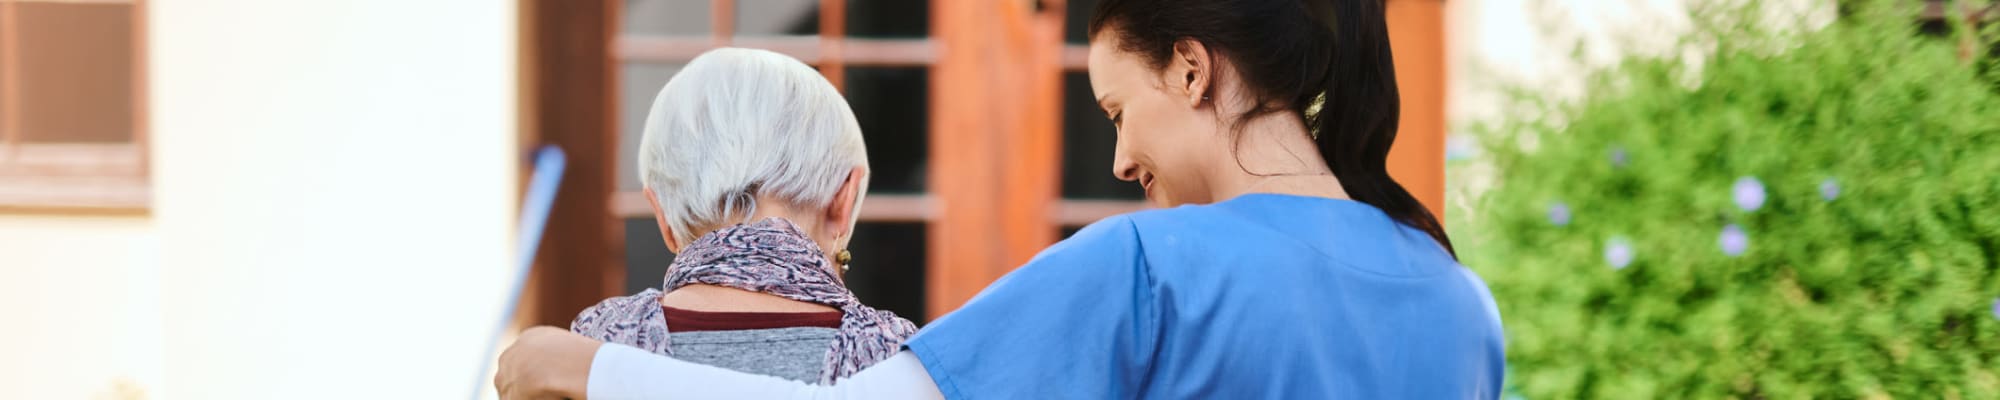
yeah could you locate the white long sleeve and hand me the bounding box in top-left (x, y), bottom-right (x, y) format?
top-left (586, 343), bottom-right (946, 400)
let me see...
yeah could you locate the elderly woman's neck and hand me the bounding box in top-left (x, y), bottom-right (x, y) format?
top-left (740, 200), bottom-right (841, 255)
top-left (673, 201), bottom-right (844, 261)
top-left (661, 198), bottom-right (846, 314)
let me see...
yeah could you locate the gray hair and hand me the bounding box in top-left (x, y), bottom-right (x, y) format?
top-left (638, 47), bottom-right (869, 245)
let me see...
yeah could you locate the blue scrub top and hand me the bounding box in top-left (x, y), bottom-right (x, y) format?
top-left (906, 194), bottom-right (1505, 399)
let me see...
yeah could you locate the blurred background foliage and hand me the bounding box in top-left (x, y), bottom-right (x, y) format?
top-left (1459, 0), bottom-right (2000, 397)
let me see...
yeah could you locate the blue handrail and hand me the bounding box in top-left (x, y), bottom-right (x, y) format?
top-left (470, 145), bottom-right (566, 400)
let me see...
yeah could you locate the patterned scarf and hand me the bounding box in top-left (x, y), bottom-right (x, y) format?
top-left (570, 217), bottom-right (918, 383)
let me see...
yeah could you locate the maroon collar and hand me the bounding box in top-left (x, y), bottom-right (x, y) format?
top-left (660, 305), bottom-right (843, 332)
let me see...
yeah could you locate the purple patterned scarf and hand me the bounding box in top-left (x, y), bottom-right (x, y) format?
top-left (570, 217), bottom-right (918, 383)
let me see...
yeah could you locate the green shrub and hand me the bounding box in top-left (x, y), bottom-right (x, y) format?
top-left (1461, 1), bottom-right (2000, 398)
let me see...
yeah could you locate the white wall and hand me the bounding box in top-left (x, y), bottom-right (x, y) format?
top-left (150, 0), bottom-right (519, 398)
top-left (0, 215), bottom-right (161, 399)
top-left (1446, 0), bottom-right (1833, 126)
top-left (1448, 0), bottom-right (1702, 125)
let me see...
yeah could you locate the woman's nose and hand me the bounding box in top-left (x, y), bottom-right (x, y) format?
top-left (1111, 151), bottom-right (1140, 182)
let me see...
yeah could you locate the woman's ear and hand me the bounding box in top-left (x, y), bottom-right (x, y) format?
top-left (822, 166), bottom-right (867, 242)
top-left (645, 187), bottom-right (682, 251)
top-left (1172, 38), bottom-right (1214, 107)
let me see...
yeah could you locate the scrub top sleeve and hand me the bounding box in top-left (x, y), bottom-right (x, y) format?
top-left (905, 216), bottom-right (1160, 400)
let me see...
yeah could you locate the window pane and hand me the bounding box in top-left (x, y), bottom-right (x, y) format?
top-left (1064, 0), bottom-right (1101, 44)
top-left (625, 217), bottom-right (674, 294)
top-left (16, 2), bottom-right (134, 143)
top-left (623, 218), bottom-right (930, 325)
top-left (846, 0), bottom-right (929, 38)
top-left (618, 63), bottom-right (684, 192)
top-left (842, 222), bottom-right (928, 325)
top-left (625, 0), bottom-right (712, 36)
top-left (736, 0), bottom-right (820, 36)
top-left (622, 65), bottom-right (925, 193)
top-left (1060, 72), bottom-right (1144, 200)
top-left (845, 67), bottom-right (930, 193)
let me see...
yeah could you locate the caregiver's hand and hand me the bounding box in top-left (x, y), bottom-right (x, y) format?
top-left (496, 326), bottom-right (600, 400)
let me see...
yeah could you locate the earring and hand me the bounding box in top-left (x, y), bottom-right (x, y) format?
top-left (835, 249), bottom-right (853, 273)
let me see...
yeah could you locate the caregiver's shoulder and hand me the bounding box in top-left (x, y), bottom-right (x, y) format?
top-left (1027, 202), bottom-right (1262, 268)
top-left (1040, 197), bottom-right (1464, 274)
top-left (1037, 202), bottom-right (1264, 257)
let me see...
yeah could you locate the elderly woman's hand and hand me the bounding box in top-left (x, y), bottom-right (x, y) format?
top-left (495, 326), bottom-right (601, 400)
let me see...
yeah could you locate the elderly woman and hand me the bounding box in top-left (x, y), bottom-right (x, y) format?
top-left (567, 47), bottom-right (915, 384)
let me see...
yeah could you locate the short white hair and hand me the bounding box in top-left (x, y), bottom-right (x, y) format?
top-left (638, 47), bottom-right (868, 245)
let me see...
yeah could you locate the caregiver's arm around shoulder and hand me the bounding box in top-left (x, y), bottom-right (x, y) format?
top-left (496, 216), bottom-right (1155, 400)
top-left (493, 326), bottom-right (942, 400)
top-left (593, 343), bottom-right (943, 399)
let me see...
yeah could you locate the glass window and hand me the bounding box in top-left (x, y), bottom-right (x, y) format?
top-left (1064, 0), bottom-right (1101, 44)
top-left (845, 67), bottom-right (931, 193)
top-left (1060, 71), bottom-right (1143, 200)
top-left (0, 1), bottom-right (149, 210)
top-left (14, 2), bottom-right (135, 143)
top-left (617, 63), bottom-right (683, 192)
top-left (624, 217), bottom-right (675, 294)
top-left (735, 0), bottom-right (820, 36)
top-left (842, 222), bottom-right (928, 324)
top-left (624, 0), bottom-right (712, 36)
top-left (846, 0), bottom-right (929, 38)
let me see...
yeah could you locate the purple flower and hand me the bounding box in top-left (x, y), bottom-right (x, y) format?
top-left (1610, 147), bottom-right (1629, 168)
top-left (1548, 202), bottom-right (1572, 226)
top-left (1733, 177), bottom-right (1766, 212)
top-left (1605, 237), bottom-right (1634, 269)
top-left (1820, 178), bottom-right (1840, 201)
top-left (1992, 298), bottom-right (2000, 321)
top-left (1720, 224), bottom-right (1749, 256)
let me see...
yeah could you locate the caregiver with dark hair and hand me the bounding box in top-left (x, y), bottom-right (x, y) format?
top-left (495, 0), bottom-right (1504, 398)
